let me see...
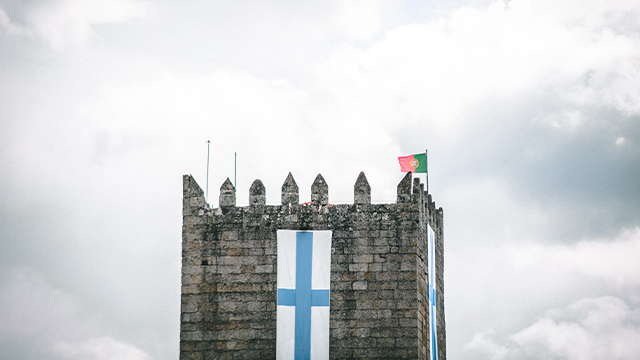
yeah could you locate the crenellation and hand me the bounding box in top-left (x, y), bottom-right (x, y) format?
top-left (311, 173), bottom-right (329, 206)
top-left (219, 178), bottom-right (236, 207)
top-left (354, 171), bottom-right (371, 205)
top-left (249, 179), bottom-right (266, 206)
top-left (281, 172), bottom-right (299, 205)
top-left (413, 178), bottom-right (421, 195)
top-left (396, 172), bottom-right (412, 203)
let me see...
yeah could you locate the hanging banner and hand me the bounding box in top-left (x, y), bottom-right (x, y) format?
top-left (277, 230), bottom-right (332, 360)
top-left (428, 224), bottom-right (438, 360)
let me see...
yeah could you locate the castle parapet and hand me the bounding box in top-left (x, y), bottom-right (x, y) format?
top-left (209, 171), bottom-right (440, 208)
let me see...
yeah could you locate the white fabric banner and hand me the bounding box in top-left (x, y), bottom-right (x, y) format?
top-left (276, 230), bottom-right (332, 360)
top-left (428, 225), bottom-right (438, 360)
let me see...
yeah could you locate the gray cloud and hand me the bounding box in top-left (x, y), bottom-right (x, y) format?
top-left (0, 268), bottom-right (154, 360)
top-left (439, 95), bottom-right (640, 241)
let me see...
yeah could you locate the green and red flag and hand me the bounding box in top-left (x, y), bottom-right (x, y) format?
top-left (398, 153), bottom-right (427, 173)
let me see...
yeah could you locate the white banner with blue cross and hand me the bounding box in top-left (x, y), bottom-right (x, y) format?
top-left (276, 230), bottom-right (332, 360)
top-left (428, 224), bottom-right (438, 360)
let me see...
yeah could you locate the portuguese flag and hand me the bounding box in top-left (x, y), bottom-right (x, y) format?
top-left (398, 153), bottom-right (427, 173)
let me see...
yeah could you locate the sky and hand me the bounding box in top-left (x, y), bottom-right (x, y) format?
top-left (1, 0), bottom-right (639, 359)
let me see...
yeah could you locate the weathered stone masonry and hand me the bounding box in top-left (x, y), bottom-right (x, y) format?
top-left (181, 171), bottom-right (445, 359)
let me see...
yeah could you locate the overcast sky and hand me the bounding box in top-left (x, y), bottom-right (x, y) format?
top-left (1, 0), bottom-right (639, 359)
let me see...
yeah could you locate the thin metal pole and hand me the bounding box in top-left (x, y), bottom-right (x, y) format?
top-left (234, 152), bottom-right (237, 189)
top-left (206, 140), bottom-right (210, 201)
top-left (425, 149), bottom-right (429, 193)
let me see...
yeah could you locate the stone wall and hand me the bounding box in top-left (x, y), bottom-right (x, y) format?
top-left (181, 171), bottom-right (445, 360)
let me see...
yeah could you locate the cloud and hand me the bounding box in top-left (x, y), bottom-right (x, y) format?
top-left (0, 268), bottom-right (153, 360)
top-left (451, 227), bottom-right (640, 359)
top-left (465, 329), bottom-right (508, 360)
top-left (513, 296), bottom-right (640, 359)
top-left (466, 296), bottom-right (640, 360)
top-left (86, 68), bottom-right (403, 206)
top-left (447, 221), bottom-right (640, 355)
top-left (309, 0), bottom-right (640, 158)
top-left (2, 1), bottom-right (640, 359)
top-left (1, 0), bottom-right (147, 49)
top-left (332, 0), bottom-right (383, 41)
top-left (0, 7), bottom-right (23, 34)
top-left (52, 337), bottom-right (153, 360)
top-left (0, 268), bottom-right (84, 342)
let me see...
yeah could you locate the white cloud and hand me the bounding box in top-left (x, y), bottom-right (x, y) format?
top-left (465, 329), bottom-right (508, 360)
top-left (332, 0), bottom-right (383, 41)
top-left (314, 0), bottom-right (640, 143)
top-left (454, 227), bottom-right (640, 359)
top-left (560, 228), bottom-right (640, 285)
top-left (24, 0), bottom-right (147, 49)
top-left (88, 68), bottom-right (403, 206)
top-left (511, 296), bottom-right (640, 359)
top-left (465, 296), bottom-right (640, 360)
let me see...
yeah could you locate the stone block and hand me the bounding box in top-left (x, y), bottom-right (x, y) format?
top-left (349, 263), bottom-right (368, 272)
top-left (353, 281), bottom-right (367, 290)
top-left (352, 254), bottom-right (373, 263)
top-left (400, 318), bottom-right (417, 327)
top-left (255, 265), bottom-right (273, 273)
top-left (182, 302), bottom-right (198, 313)
top-left (181, 331), bottom-right (204, 341)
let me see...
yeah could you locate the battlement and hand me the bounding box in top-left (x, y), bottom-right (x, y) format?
top-left (184, 172), bottom-right (443, 220)
top-left (181, 172), bottom-right (446, 360)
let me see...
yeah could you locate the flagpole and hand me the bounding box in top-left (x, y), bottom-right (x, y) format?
top-left (206, 140), bottom-right (211, 202)
top-left (425, 149), bottom-right (429, 194)
top-left (234, 152), bottom-right (237, 189)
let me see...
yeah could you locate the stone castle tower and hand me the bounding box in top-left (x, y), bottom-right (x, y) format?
top-left (181, 171), bottom-right (445, 359)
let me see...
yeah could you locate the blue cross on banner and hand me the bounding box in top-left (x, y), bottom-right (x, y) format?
top-left (277, 230), bottom-right (332, 360)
